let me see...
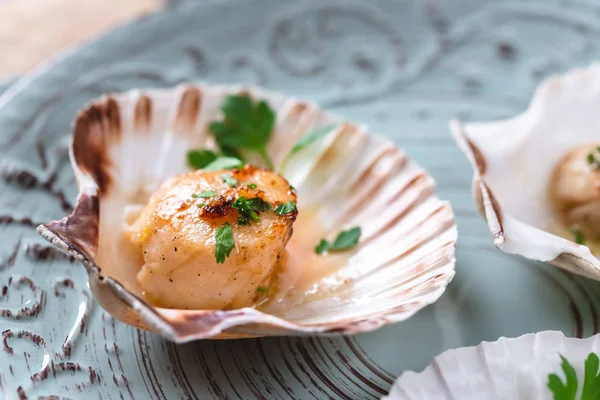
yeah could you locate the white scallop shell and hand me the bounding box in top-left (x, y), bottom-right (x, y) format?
top-left (384, 331), bottom-right (600, 400)
top-left (452, 64), bottom-right (600, 280)
top-left (37, 84), bottom-right (456, 342)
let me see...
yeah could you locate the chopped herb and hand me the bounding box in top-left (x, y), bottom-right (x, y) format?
top-left (197, 203), bottom-right (206, 208)
top-left (316, 227), bottom-right (362, 255)
top-left (233, 197), bottom-right (273, 223)
top-left (193, 190), bottom-right (216, 199)
top-left (280, 124), bottom-right (337, 172)
top-left (187, 149), bottom-right (218, 170)
top-left (588, 153), bottom-right (595, 165)
top-left (210, 94), bottom-right (276, 169)
top-left (248, 183), bottom-right (257, 189)
top-left (573, 228), bottom-right (585, 245)
top-left (275, 201), bottom-right (297, 215)
top-left (238, 217), bottom-right (251, 226)
top-left (203, 156), bottom-right (244, 172)
top-left (331, 227), bottom-right (362, 251)
top-left (246, 197), bottom-right (273, 212)
top-left (256, 286), bottom-right (269, 293)
top-left (587, 149), bottom-right (600, 170)
top-left (548, 352), bottom-right (600, 400)
top-left (232, 197), bottom-right (260, 222)
top-left (315, 239), bottom-right (330, 255)
top-left (219, 144), bottom-right (244, 160)
top-left (215, 223), bottom-right (235, 264)
top-left (221, 174), bottom-right (238, 187)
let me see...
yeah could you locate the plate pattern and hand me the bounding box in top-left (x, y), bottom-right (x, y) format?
top-left (2, 0), bottom-right (600, 398)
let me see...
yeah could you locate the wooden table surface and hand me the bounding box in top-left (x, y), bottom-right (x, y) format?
top-left (0, 0), bottom-right (162, 79)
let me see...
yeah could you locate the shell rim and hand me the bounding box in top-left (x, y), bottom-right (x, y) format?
top-left (37, 83), bottom-right (458, 342)
top-left (384, 330), bottom-right (599, 399)
top-left (450, 64), bottom-right (600, 281)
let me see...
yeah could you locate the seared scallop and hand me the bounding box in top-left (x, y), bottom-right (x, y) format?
top-left (126, 165), bottom-right (297, 310)
top-left (550, 144), bottom-right (600, 240)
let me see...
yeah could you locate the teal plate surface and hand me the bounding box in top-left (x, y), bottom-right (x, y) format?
top-left (2, 0), bottom-right (600, 398)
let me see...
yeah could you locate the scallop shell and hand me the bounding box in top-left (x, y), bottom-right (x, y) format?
top-left (384, 331), bottom-right (600, 400)
top-left (452, 65), bottom-right (600, 281)
top-left (37, 84), bottom-right (456, 342)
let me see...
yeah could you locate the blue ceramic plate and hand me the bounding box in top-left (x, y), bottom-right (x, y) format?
top-left (1, 0), bottom-right (600, 398)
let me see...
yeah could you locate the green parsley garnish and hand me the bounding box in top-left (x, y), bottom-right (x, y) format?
top-left (192, 190), bottom-right (216, 199)
top-left (248, 183), bottom-right (257, 189)
top-left (316, 227), bottom-right (362, 255)
top-left (280, 124), bottom-right (337, 172)
top-left (203, 156), bottom-right (244, 172)
top-left (586, 147), bottom-right (600, 170)
top-left (573, 228), bottom-right (585, 245)
top-left (315, 239), bottom-right (330, 255)
top-left (215, 223), bottom-right (235, 264)
top-left (187, 149), bottom-right (218, 170)
top-left (256, 286), bottom-right (269, 293)
top-left (246, 197), bottom-right (273, 212)
top-left (210, 94), bottom-right (276, 170)
top-left (197, 203), bottom-right (206, 208)
top-left (233, 197), bottom-right (260, 222)
top-left (548, 352), bottom-right (600, 400)
top-left (237, 217), bottom-right (251, 226)
top-left (275, 201), bottom-right (297, 215)
top-left (588, 153), bottom-right (596, 165)
top-left (232, 197), bottom-right (273, 223)
top-left (221, 174), bottom-right (238, 188)
top-left (331, 227), bottom-right (362, 250)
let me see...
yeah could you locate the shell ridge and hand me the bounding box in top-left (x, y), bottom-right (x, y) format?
top-left (38, 83), bottom-right (457, 341)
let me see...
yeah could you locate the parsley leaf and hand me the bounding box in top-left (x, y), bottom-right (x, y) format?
top-left (316, 227), bottom-right (362, 255)
top-left (210, 94), bottom-right (275, 170)
top-left (233, 197), bottom-right (260, 222)
top-left (248, 183), bottom-right (257, 189)
top-left (586, 147), bottom-right (600, 170)
top-left (275, 201), bottom-right (297, 215)
top-left (192, 190), bottom-right (216, 199)
top-left (588, 153), bottom-right (596, 165)
top-left (331, 227), bottom-right (362, 251)
top-left (187, 149), bottom-right (218, 170)
top-left (548, 355), bottom-right (579, 400)
top-left (197, 203), bottom-right (206, 208)
top-left (246, 197), bottom-right (273, 212)
top-left (233, 197), bottom-right (273, 223)
top-left (280, 124), bottom-right (336, 172)
top-left (238, 217), bottom-right (251, 226)
top-left (573, 229), bottom-right (586, 245)
top-left (203, 156), bottom-right (244, 172)
top-left (256, 286), bottom-right (269, 293)
top-left (548, 353), bottom-right (600, 400)
top-left (582, 353), bottom-right (600, 399)
top-left (315, 239), bottom-right (330, 255)
top-left (221, 174), bottom-right (238, 188)
top-left (215, 223), bottom-right (235, 264)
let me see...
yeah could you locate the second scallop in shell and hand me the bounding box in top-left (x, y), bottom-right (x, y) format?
top-left (452, 64), bottom-right (600, 280)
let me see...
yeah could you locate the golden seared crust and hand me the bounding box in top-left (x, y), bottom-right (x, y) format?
top-left (138, 165), bottom-right (297, 226)
top-left (126, 165), bottom-right (298, 310)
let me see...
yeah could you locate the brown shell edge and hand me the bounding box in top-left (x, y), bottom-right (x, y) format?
top-left (34, 85), bottom-right (458, 342)
top-left (451, 120), bottom-right (505, 247)
top-left (36, 218), bottom-right (178, 340)
top-left (452, 119), bottom-right (600, 280)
